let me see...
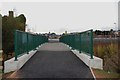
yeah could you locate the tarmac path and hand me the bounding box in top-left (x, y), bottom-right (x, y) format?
top-left (9, 41), bottom-right (94, 79)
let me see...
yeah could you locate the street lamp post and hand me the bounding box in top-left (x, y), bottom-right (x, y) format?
top-left (114, 23), bottom-right (117, 38)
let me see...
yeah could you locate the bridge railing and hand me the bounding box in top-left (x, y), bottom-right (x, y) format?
top-left (14, 30), bottom-right (48, 61)
top-left (60, 29), bottom-right (93, 59)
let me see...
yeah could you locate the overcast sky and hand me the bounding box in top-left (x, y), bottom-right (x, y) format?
top-left (1, 1), bottom-right (118, 34)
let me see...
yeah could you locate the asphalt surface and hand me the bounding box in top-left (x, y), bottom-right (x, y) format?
top-left (10, 41), bottom-right (94, 78)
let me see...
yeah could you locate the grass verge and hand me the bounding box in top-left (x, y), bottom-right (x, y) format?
top-left (92, 68), bottom-right (120, 79)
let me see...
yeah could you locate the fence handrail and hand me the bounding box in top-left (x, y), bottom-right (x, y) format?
top-left (14, 30), bottom-right (48, 61)
top-left (60, 29), bottom-right (93, 59)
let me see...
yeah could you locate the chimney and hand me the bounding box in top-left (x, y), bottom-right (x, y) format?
top-left (9, 11), bottom-right (14, 17)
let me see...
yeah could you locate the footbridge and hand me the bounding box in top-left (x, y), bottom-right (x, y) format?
top-left (4, 29), bottom-right (103, 79)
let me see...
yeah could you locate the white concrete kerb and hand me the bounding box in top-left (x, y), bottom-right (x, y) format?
top-left (4, 50), bottom-right (37, 73)
top-left (90, 67), bottom-right (96, 80)
top-left (72, 50), bottom-right (103, 70)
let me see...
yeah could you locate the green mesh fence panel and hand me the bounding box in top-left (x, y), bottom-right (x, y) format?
top-left (60, 29), bottom-right (93, 59)
top-left (14, 30), bottom-right (48, 61)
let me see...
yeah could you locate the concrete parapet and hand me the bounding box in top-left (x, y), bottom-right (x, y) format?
top-left (72, 50), bottom-right (103, 70)
top-left (4, 50), bottom-right (37, 73)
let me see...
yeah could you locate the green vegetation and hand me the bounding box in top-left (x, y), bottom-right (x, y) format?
top-left (0, 14), bottom-right (2, 50)
top-left (94, 43), bottom-right (119, 73)
top-left (94, 43), bottom-right (118, 58)
top-left (0, 69), bottom-right (3, 73)
top-left (2, 11), bottom-right (26, 60)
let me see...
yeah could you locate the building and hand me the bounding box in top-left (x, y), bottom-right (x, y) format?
top-left (9, 11), bottom-right (14, 17)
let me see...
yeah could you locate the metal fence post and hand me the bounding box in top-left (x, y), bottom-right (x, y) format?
top-left (27, 32), bottom-right (29, 54)
top-left (90, 29), bottom-right (93, 59)
top-left (14, 30), bottom-right (18, 61)
top-left (79, 33), bottom-right (81, 53)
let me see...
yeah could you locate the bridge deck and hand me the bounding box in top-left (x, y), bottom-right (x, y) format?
top-left (10, 41), bottom-right (94, 78)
